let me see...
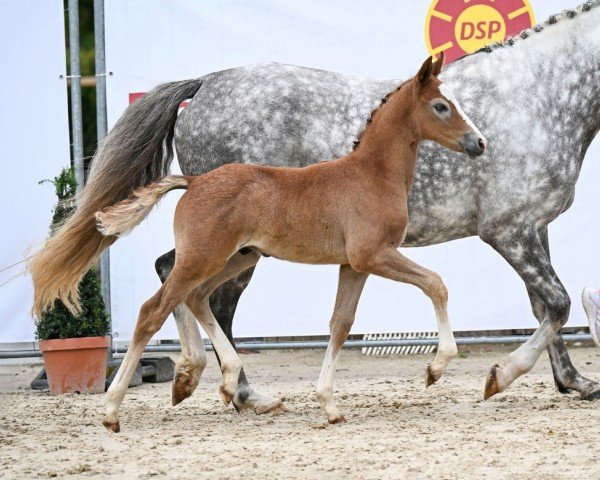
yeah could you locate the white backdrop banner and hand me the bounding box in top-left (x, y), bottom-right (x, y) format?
top-left (104, 0), bottom-right (599, 340)
top-left (0, 1), bottom-right (70, 343)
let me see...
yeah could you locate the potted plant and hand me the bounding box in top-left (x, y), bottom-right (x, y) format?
top-left (35, 167), bottom-right (110, 395)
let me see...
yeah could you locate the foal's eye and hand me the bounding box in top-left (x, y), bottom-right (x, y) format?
top-left (434, 103), bottom-right (449, 113)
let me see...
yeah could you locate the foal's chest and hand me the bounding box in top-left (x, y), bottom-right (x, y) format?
top-left (354, 195), bottom-right (409, 247)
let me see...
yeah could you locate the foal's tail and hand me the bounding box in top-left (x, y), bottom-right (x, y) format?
top-left (96, 176), bottom-right (189, 237)
top-left (28, 79), bottom-right (202, 317)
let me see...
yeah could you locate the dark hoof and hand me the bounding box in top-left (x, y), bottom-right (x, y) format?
top-left (425, 364), bottom-right (441, 387)
top-left (102, 420), bottom-right (120, 433)
top-left (580, 387), bottom-right (600, 401)
top-left (553, 377), bottom-right (572, 395)
top-left (328, 415), bottom-right (347, 425)
top-left (219, 385), bottom-right (233, 406)
top-left (556, 385), bottom-right (573, 394)
top-left (484, 364), bottom-right (501, 400)
top-left (171, 372), bottom-right (194, 406)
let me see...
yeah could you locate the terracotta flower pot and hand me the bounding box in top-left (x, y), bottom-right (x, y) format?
top-left (40, 336), bottom-right (110, 395)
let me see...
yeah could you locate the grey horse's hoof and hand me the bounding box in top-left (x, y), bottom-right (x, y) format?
top-left (580, 385), bottom-right (600, 401)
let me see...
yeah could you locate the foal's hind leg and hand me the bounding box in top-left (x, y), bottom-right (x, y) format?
top-left (209, 271), bottom-right (285, 414)
top-left (103, 271), bottom-right (204, 432)
top-left (316, 265), bottom-right (368, 424)
top-left (184, 251), bottom-right (278, 407)
top-left (156, 249), bottom-right (286, 413)
top-left (186, 296), bottom-right (242, 406)
top-left (156, 253), bottom-right (207, 406)
top-left (170, 305), bottom-right (207, 406)
top-left (350, 247), bottom-right (458, 386)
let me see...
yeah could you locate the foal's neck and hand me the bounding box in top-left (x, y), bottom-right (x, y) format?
top-left (350, 83), bottom-right (419, 191)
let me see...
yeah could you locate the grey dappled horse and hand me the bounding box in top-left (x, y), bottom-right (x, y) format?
top-left (149, 3), bottom-right (600, 411)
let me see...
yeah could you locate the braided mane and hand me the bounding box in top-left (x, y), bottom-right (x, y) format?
top-left (474, 0), bottom-right (599, 55)
top-left (352, 80), bottom-right (410, 152)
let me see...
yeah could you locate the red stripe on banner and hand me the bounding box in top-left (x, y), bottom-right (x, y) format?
top-left (129, 92), bottom-right (189, 108)
top-left (128, 92), bottom-right (145, 104)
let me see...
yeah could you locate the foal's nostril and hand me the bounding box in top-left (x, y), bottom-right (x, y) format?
top-left (459, 133), bottom-right (486, 157)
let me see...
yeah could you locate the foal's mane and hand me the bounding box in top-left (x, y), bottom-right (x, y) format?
top-left (472, 0), bottom-right (599, 55)
top-left (352, 80), bottom-right (410, 152)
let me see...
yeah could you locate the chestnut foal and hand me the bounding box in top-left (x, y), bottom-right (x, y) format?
top-left (94, 55), bottom-right (486, 430)
top-left (32, 55), bottom-right (485, 431)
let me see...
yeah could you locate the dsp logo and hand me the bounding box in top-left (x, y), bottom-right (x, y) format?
top-left (425, 0), bottom-right (535, 63)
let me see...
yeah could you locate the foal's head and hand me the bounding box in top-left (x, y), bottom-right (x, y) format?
top-left (409, 54), bottom-right (487, 158)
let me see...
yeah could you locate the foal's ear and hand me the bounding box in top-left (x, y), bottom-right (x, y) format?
top-left (432, 52), bottom-right (445, 77)
top-left (417, 56), bottom-right (435, 86)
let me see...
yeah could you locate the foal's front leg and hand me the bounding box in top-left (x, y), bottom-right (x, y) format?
top-left (351, 247), bottom-right (458, 386)
top-left (316, 265), bottom-right (368, 424)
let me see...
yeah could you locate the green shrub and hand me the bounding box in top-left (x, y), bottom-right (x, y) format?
top-left (35, 167), bottom-right (110, 340)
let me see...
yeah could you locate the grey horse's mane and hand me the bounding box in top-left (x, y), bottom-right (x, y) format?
top-left (476, 0), bottom-right (600, 54)
top-left (353, 1), bottom-right (600, 152)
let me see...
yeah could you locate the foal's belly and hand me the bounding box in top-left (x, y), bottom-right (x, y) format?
top-left (266, 248), bottom-right (349, 266)
top-left (249, 235), bottom-right (349, 265)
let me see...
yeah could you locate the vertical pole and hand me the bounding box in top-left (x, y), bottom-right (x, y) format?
top-left (95, 0), bottom-right (108, 140)
top-left (94, 0), bottom-right (113, 358)
top-left (68, 0), bottom-right (85, 192)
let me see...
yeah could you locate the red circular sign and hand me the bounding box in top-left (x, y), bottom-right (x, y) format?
top-left (425, 0), bottom-right (536, 63)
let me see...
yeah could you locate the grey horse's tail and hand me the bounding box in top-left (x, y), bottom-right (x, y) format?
top-left (29, 79), bottom-right (202, 316)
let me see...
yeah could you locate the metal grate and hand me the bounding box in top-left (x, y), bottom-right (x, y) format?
top-left (361, 332), bottom-right (438, 355)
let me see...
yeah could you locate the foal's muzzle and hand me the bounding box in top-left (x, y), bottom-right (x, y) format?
top-left (460, 133), bottom-right (487, 158)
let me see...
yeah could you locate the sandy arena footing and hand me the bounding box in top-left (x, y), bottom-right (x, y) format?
top-left (1, 346), bottom-right (599, 479)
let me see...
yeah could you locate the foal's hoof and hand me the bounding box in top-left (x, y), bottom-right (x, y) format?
top-left (484, 364), bottom-right (501, 400)
top-left (219, 385), bottom-right (234, 406)
top-left (172, 371), bottom-right (195, 406)
top-left (328, 414), bottom-right (347, 425)
top-left (102, 419), bottom-right (120, 433)
top-left (425, 364), bottom-right (441, 387)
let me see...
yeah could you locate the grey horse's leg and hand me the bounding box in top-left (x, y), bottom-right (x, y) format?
top-left (155, 250), bottom-right (286, 413)
top-left (526, 229), bottom-right (600, 398)
top-left (481, 225), bottom-right (599, 399)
